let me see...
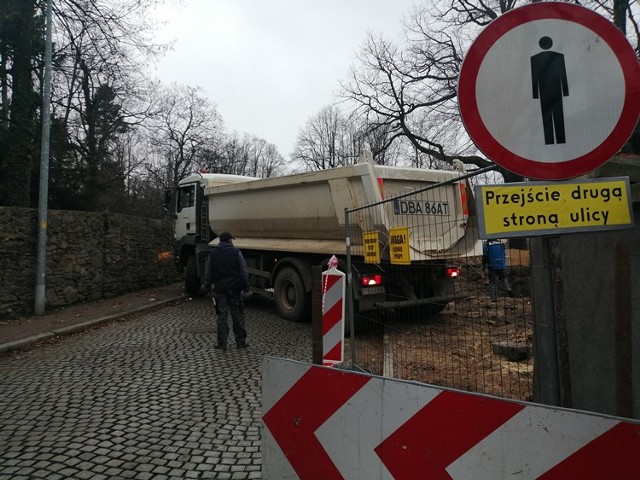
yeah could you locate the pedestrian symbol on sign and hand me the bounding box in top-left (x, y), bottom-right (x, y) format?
top-left (531, 36), bottom-right (569, 145)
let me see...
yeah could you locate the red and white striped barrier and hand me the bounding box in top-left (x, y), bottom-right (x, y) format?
top-left (321, 256), bottom-right (345, 367)
top-left (262, 357), bottom-right (640, 480)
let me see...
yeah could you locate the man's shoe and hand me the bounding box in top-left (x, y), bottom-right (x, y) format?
top-left (215, 344), bottom-right (227, 351)
top-left (236, 342), bottom-right (248, 349)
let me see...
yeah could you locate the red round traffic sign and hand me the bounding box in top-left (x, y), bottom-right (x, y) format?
top-left (459, 3), bottom-right (640, 180)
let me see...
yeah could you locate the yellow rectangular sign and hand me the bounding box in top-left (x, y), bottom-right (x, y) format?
top-left (475, 177), bottom-right (634, 238)
top-left (389, 227), bottom-right (411, 265)
top-left (363, 231), bottom-right (381, 264)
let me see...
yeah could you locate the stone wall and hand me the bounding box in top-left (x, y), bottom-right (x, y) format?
top-left (0, 207), bottom-right (179, 319)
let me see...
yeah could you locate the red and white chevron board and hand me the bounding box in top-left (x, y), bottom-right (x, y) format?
top-left (262, 357), bottom-right (640, 480)
top-left (321, 268), bottom-right (345, 366)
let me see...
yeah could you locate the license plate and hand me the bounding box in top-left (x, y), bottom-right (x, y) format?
top-left (393, 199), bottom-right (450, 215)
top-left (361, 286), bottom-right (385, 296)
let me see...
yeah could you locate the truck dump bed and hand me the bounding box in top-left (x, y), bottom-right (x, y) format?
top-left (204, 162), bottom-right (480, 260)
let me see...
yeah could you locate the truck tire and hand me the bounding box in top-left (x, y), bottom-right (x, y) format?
top-left (409, 277), bottom-right (451, 317)
top-left (185, 255), bottom-right (201, 296)
top-left (274, 267), bottom-right (309, 322)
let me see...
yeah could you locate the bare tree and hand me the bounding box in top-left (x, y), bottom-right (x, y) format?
top-left (341, 2), bottom-right (491, 172)
top-left (50, 0), bottom-right (165, 208)
top-left (199, 132), bottom-right (285, 178)
top-left (217, 133), bottom-right (249, 175)
top-left (341, 0), bottom-right (640, 179)
top-left (241, 135), bottom-right (285, 178)
top-left (293, 105), bottom-right (370, 171)
top-left (293, 105), bottom-right (341, 171)
top-left (148, 83), bottom-right (223, 188)
top-left (0, 0), bottom-right (166, 208)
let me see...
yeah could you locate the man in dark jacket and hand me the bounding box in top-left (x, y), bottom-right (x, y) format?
top-left (205, 231), bottom-right (250, 350)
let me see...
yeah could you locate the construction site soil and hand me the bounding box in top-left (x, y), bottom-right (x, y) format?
top-left (353, 251), bottom-right (534, 402)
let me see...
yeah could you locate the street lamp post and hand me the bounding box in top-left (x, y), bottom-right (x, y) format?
top-left (34, 0), bottom-right (53, 316)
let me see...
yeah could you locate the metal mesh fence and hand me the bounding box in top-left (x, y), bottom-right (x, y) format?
top-left (345, 174), bottom-right (534, 402)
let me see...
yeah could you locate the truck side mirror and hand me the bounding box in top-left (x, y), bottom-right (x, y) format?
top-left (163, 189), bottom-right (172, 212)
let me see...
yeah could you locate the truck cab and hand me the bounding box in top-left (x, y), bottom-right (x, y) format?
top-left (166, 173), bottom-right (255, 295)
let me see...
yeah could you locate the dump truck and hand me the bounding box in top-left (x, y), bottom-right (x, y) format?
top-left (166, 157), bottom-right (480, 322)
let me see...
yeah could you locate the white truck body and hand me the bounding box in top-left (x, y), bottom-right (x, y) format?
top-left (204, 162), bottom-right (477, 259)
top-left (169, 160), bottom-right (480, 322)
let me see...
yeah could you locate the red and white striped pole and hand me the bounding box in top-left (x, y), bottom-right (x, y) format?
top-left (321, 255), bottom-right (345, 367)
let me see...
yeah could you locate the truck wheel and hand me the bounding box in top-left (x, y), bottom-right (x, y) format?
top-left (185, 255), bottom-right (201, 295)
top-left (410, 277), bottom-right (452, 317)
top-left (274, 267), bottom-right (309, 322)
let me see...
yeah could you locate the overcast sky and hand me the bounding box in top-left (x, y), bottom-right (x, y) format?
top-left (150, 0), bottom-right (416, 158)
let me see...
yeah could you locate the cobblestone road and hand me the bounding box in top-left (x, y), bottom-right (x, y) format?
top-left (0, 295), bottom-right (312, 479)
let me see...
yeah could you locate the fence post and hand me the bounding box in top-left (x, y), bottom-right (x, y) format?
top-left (530, 236), bottom-right (561, 406)
top-left (344, 207), bottom-right (357, 366)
